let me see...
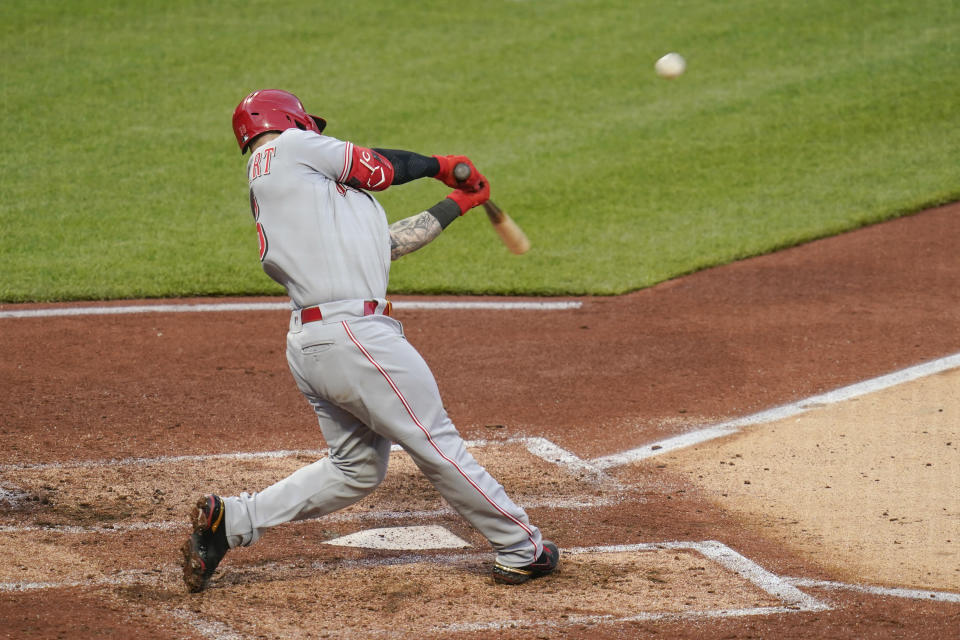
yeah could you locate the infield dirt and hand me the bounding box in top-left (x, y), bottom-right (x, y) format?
top-left (1, 204), bottom-right (958, 638)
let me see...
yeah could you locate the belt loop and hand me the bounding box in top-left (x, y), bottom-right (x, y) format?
top-left (289, 309), bottom-right (303, 333)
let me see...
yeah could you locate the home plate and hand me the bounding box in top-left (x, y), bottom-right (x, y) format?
top-left (323, 525), bottom-right (472, 550)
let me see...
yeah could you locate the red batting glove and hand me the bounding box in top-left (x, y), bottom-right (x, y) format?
top-left (433, 155), bottom-right (483, 191)
top-left (446, 177), bottom-right (491, 215)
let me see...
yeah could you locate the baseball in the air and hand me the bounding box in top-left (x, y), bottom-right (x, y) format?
top-left (654, 52), bottom-right (686, 79)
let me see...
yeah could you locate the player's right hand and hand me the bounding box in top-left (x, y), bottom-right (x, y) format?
top-left (433, 155), bottom-right (483, 192)
top-left (446, 177), bottom-right (490, 215)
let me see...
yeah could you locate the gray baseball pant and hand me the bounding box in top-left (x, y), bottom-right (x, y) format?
top-left (223, 311), bottom-right (542, 568)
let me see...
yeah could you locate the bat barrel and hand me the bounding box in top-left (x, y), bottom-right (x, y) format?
top-left (450, 162), bottom-right (529, 255)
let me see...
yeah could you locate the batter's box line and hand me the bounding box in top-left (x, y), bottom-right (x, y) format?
top-left (166, 608), bottom-right (247, 640)
top-left (420, 540), bottom-right (832, 637)
top-left (441, 606), bottom-right (808, 635)
top-left (0, 448), bottom-right (332, 472)
top-left (0, 440), bottom-right (612, 537)
top-left (0, 540), bottom-right (822, 605)
top-left (0, 569), bottom-right (159, 593)
top-left (567, 541), bottom-right (829, 613)
top-left (0, 495), bottom-right (621, 536)
top-left (0, 540), bottom-right (828, 640)
top-left (5, 540), bottom-right (956, 607)
top-left (589, 350), bottom-right (960, 469)
top-left (783, 577), bottom-right (960, 603)
top-left (0, 436), bottom-right (609, 479)
top-left (443, 541), bottom-right (832, 636)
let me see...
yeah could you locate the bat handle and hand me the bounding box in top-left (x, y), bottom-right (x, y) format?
top-left (452, 162), bottom-right (472, 183)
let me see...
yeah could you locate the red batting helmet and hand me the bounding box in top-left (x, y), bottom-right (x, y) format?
top-left (232, 89), bottom-right (327, 153)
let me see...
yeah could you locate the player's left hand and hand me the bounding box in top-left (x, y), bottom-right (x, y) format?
top-left (433, 155), bottom-right (484, 192)
top-left (446, 176), bottom-right (491, 215)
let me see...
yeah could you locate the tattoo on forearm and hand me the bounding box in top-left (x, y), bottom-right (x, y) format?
top-left (389, 211), bottom-right (442, 260)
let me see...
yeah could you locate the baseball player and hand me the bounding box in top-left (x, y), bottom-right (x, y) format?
top-left (180, 89), bottom-right (559, 592)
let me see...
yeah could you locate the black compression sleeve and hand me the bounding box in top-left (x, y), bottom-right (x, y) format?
top-left (427, 198), bottom-right (461, 229)
top-left (373, 149), bottom-right (440, 185)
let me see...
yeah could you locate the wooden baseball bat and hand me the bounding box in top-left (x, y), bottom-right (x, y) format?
top-left (453, 163), bottom-right (530, 255)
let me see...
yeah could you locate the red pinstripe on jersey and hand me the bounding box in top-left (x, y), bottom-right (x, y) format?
top-left (338, 141), bottom-right (354, 183)
top-left (341, 321), bottom-right (538, 554)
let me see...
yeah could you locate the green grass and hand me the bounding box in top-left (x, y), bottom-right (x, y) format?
top-left (2, 0), bottom-right (957, 301)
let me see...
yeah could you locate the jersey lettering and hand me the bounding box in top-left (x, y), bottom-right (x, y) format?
top-left (249, 189), bottom-right (260, 220)
top-left (256, 222), bottom-right (268, 261)
top-left (249, 147), bottom-right (277, 182)
top-left (263, 146), bottom-right (276, 173)
top-left (250, 153), bottom-right (262, 180)
top-left (249, 190), bottom-right (267, 260)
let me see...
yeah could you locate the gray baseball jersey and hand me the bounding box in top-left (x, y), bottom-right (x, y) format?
top-left (246, 128), bottom-right (390, 307)
top-left (222, 128), bottom-right (544, 568)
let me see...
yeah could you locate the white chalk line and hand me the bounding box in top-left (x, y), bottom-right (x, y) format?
top-left (5, 551), bottom-right (954, 603)
top-left (0, 448), bottom-right (331, 473)
top-left (522, 436), bottom-right (613, 482)
top-left (0, 541), bottom-right (828, 630)
top-left (0, 552), bottom-right (486, 593)
top-left (0, 520), bottom-right (183, 535)
top-left (0, 437), bottom-right (615, 536)
top-left (5, 543), bottom-right (954, 601)
top-left (565, 541), bottom-right (826, 611)
top-left (785, 577), bottom-right (960, 603)
top-left (0, 568), bottom-right (163, 592)
top-left (440, 606), bottom-right (805, 635)
top-left (0, 299), bottom-right (582, 319)
top-left (4, 538), bottom-right (956, 640)
top-left (0, 437), bottom-right (605, 476)
top-left (0, 496), bottom-right (618, 536)
top-left (168, 609), bottom-right (247, 640)
top-left (693, 540), bottom-right (828, 611)
top-left (590, 351), bottom-right (960, 469)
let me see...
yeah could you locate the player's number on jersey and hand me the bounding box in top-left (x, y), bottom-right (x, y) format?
top-left (250, 190), bottom-right (267, 261)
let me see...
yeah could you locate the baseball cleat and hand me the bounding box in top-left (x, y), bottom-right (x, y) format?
top-left (492, 540), bottom-right (560, 585)
top-left (181, 494), bottom-right (230, 593)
